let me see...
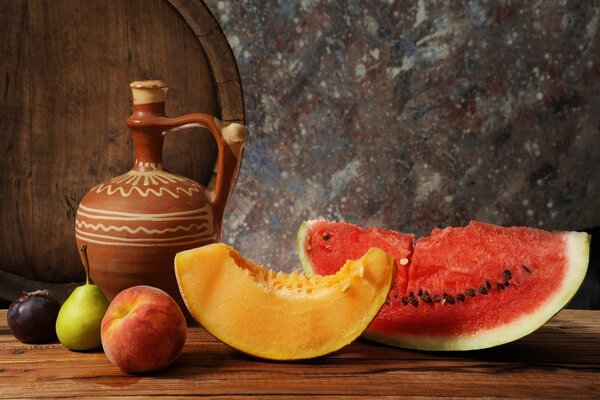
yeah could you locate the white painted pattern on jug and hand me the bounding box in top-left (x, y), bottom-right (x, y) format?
top-left (92, 166), bottom-right (202, 199)
top-left (75, 204), bottom-right (215, 247)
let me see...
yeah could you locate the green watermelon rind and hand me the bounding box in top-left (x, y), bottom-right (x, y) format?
top-left (362, 230), bottom-right (591, 351)
top-left (297, 220), bottom-right (316, 275)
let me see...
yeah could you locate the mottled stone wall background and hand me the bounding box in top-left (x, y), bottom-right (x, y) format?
top-left (206, 0), bottom-right (599, 289)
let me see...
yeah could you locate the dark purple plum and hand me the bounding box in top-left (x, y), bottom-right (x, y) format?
top-left (7, 290), bottom-right (61, 343)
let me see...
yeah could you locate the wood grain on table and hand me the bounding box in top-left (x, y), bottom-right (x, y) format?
top-left (1, 309), bottom-right (599, 399)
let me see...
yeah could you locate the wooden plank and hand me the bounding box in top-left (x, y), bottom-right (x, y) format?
top-left (0, 310), bottom-right (598, 398)
top-left (0, 270), bottom-right (77, 305)
top-left (168, 0), bottom-right (219, 37)
top-left (197, 28), bottom-right (241, 84)
top-left (218, 79), bottom-right (245, 122)
top-left (0, 0), bottom-right (34, 279)
top-left (27, 0), bottom-right (131, 283)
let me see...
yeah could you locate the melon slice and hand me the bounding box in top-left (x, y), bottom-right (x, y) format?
top-left (298, 220), bottom-right (590, 351)
top-left (174, 243), bottom-right (395, 360)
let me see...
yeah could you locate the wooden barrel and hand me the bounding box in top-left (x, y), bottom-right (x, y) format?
top-left (0, 0), bottom-right (244, 302)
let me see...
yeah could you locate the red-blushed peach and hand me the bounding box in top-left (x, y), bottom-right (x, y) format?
top-left (101, 285), bottom-right (187, 373)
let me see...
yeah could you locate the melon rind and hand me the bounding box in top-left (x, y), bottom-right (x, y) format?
top-left (297, 220), bottom-right (316, 275)
top-left (362, 231), bottom-right (591, 351)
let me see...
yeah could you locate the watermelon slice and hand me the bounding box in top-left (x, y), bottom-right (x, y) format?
top-left (297, 220), bottom-right (590, 351)
top-left (298, 220), bottom-right (414, 293)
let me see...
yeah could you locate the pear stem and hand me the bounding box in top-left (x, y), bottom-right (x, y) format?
top-left (80, 244), bottom-right (90, 285)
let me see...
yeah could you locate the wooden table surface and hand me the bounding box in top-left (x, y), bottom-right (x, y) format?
top-left (1, 309), bottom-right (599, 399)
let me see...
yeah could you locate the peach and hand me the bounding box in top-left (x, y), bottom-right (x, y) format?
top-left (101, 285), bottom-right (186, 373)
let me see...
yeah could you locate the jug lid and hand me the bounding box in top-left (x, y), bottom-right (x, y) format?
top-left (130, 80), bottom-right (168, 105)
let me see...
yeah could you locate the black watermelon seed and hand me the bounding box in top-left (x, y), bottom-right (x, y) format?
top-left (485, 280), bottom-right (492, 290)
top-left (523, 265), bottom-right (532, 274)
top-left (504, 281), bottom-right (510, 287)
top-left (402, 297), bottom-right (409, 306)
top-left (456, 293), bottom-right (465, 302)
top-left (421, 292), bottom-right (432, 303)
top-left (410, 298), bottom-right (419, 307)
top-left (322, 232), bottom-right (330, 240)
top-left (504, 269), bottom-right (512, 280)
top-left (418, 289), bottom-right (423, 297)
top-left (466, 289), bottom-right (476, 297)
top-left (478, 286), bottom-right (488, 295)
top-left (433, 295), bottom-right (442, 303)
top-left (496, 283), bottom-right (505, 290)
top-left (443, 293), bottom-right (456, 304)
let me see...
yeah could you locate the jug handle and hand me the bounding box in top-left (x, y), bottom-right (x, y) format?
top-left (155, 114), bottom-right (246, 216)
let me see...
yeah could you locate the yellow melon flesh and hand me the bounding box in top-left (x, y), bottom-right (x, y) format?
top-left (174, 243), bottom-right (395, 360)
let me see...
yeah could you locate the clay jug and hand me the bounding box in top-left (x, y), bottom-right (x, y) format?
top-left (74, 80), bottom-right (245, 307)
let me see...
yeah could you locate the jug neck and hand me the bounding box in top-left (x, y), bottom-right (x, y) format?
top-left (127, 103), bottom-right (166, 172)
top-left (126, 81), bottom-right (169, 172)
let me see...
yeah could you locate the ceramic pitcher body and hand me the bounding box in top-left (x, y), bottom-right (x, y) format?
top-left (75, 80), bottom-right (245, 307)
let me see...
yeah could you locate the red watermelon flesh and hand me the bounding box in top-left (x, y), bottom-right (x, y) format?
top-left (297, 220), bottom-right (590, 350)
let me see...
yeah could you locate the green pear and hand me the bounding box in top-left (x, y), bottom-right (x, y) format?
top-left (56, 244), bottom-right (110, 351)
